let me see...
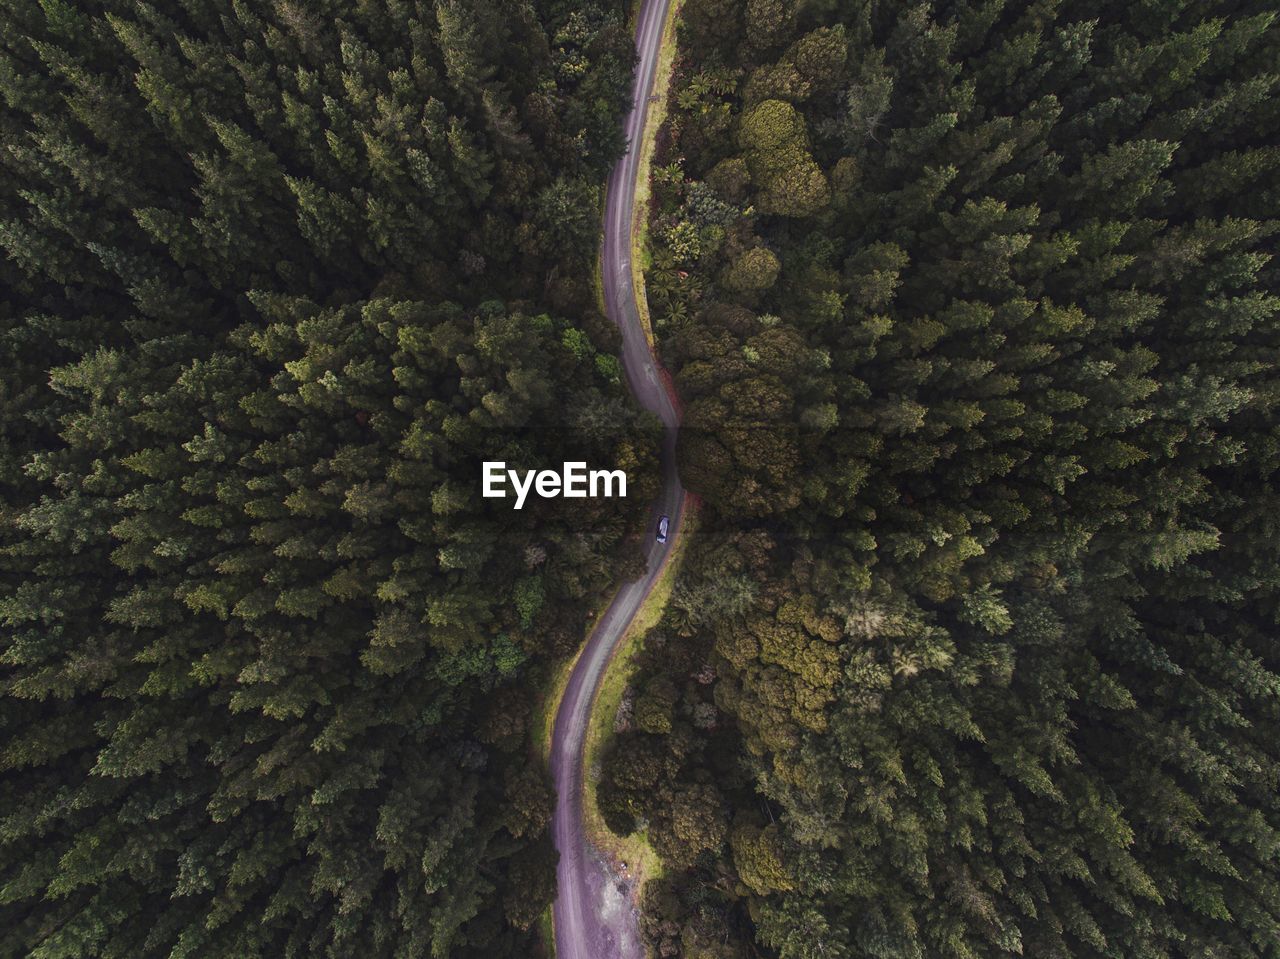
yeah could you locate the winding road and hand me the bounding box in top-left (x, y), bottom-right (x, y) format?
top-left (549, 0), bottom-right (683, 956)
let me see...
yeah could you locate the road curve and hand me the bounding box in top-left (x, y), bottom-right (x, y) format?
top-left (550, 0), bottom-right (683, 955)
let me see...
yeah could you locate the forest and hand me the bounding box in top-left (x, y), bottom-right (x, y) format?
top-left (5, 0), bottom-right (1280, 957)
top-left (0, 0), bottom-right (658, 956)
top-left (599, 0), bottom-right (1280, 957)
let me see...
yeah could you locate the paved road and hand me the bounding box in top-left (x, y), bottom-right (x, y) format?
top-left (550, 0), bottom-right (682, 955)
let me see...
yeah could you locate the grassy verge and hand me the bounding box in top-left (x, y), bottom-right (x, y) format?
top-left (579, 501), bottom-right (696, 892)
top-left (538, 905), bottom-right (556, 959)
top-left (531, 655), bottom-right (574, 766)
top-left (532, 584), bottom-right (623, 764)
top-left (630, 0), bottom-right (682, 348)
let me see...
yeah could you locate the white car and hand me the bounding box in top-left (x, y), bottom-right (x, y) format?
top-left (656, 515), bottom-right (669, 544)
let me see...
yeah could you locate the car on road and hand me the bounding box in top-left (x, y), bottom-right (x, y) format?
top-left (656, 515), bottom-right (669, 543)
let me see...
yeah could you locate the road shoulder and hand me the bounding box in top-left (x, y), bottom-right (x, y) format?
top-left (630, 0), bottom-right (683, 349)
top-left (580, 500), bottom-right (695, 891)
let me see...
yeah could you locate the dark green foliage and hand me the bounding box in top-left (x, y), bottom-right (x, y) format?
top-left (608, 1), bottom-right (1280, 957)
top-left (0, 1), bottom-right (651, 956)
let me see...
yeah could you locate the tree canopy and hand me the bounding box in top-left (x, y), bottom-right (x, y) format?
top-left (604, 1), bottom-right (1280, 957)
top-left (0, 0), bottom-right (654, 955)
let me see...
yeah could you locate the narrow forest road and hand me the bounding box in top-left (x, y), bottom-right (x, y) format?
top-left (549, 0), bottom-right (682, 956)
